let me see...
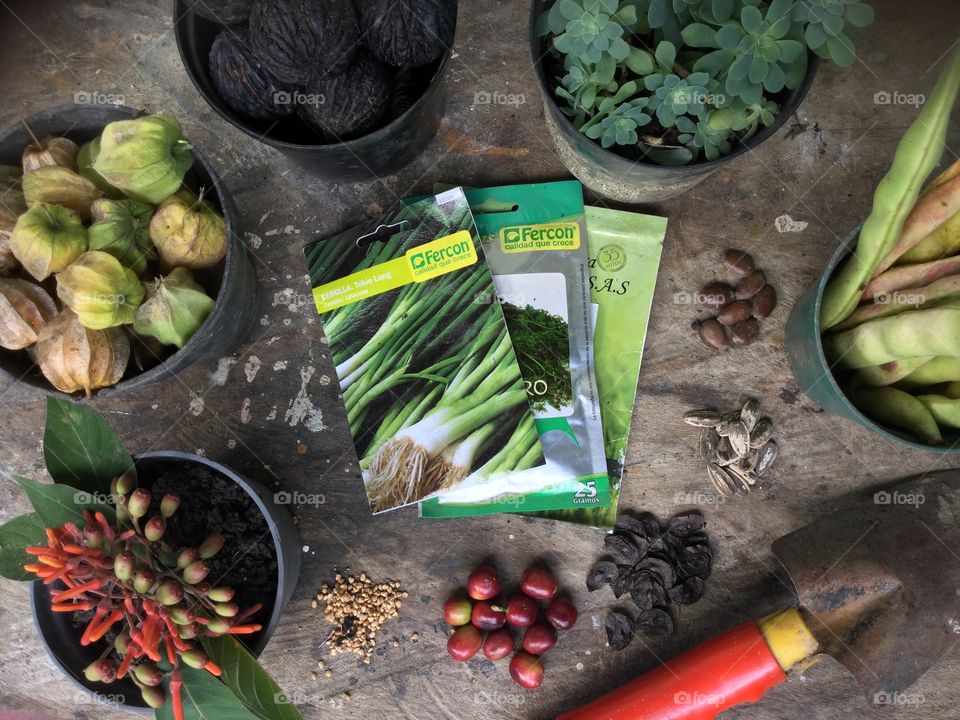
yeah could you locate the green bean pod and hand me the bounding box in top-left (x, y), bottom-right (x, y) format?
top-left (853, 386), bottom-right (943, 444)
top-left (917, 394), bottom-right (960, 429)
top-left (821, 45), bottom-right (960, 329)
top-left (856, 356), bottom-right (933, 386)
top-left (826, 307), bottom-right (960, 369)
top-left (895, 355), bottom-right (960, 390)
top-left (832, 274), bottom-right (960, 332)
top-left (898, 210), bottom-right (960, 264)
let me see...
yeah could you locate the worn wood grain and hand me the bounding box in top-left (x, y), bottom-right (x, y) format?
top-left (1, 0), bottom-right (960, 719)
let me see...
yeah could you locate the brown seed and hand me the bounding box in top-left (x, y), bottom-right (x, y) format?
top-left (735, 271), bottom-right (766, 300)
top-left (752, 285), bottom-right (777, 319)
top-left (698, 282), bottom-right (735, 310)
top-left (723, 249), bottom-right (754, 278)
top-left (717, 300), bottom-right (752, 326)
top-left (730, 318), bottom-right (760, 346)
top-left (698, 318), bottom-right (727, 351)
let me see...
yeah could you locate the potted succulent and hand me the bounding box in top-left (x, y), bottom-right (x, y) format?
top-left (0, 104), bottom-right (258, 404)
top-left (174, 0), bottom-right (457, 181)
top-left (0, 398), bottom-right (302, 718)
top-left (785, 43), bottom-right (960, 451)
top-left (530, 0), bottom-right (873, 201)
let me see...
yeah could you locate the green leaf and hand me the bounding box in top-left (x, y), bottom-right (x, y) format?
top-left (741, 5), bottom-right (763, 33)
top-left (203, 637), bottom-right (304, 720)
top-left (14, 476), bottom-right (115, 529)
top-left (716, 23), bottom-right (743, 50)
top-left (156, 666), bottom-right (262, 720)
top-left (648, 0), bottom-right (670, 27)
top-left (558, 0), bottom-right (583, 21)
top-left (44, 397), bottom-right (134, 494)
top-left (846, 3), bottom-right (874, 28)
top-left (655, 40), bottom-right (676, 69)
top-left (805, 21), bottom-right (827, 48)
top-left (711, 0), bottom-right (734, 22)
top-left (625, 46), bottom-right (654, 74)
top-left (0, 513), bottom-right (45, 581)
top-left (681, 23), bottom-right (719, 48)
top-left (827, 32), bottom-right (856, 66)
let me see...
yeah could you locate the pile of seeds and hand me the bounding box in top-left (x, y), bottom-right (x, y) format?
top-left (696, 248), bottom-right (777, 350)
top-left (684, 398), bottom-right (778, 496)
top-left (586, 512), bottom-right (712, 650)
top-left (316, 572), bottom-right (407, 662)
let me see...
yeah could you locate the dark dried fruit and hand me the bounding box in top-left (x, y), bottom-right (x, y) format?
top-left (299, 49), bottom-right (392, 140)
top-left (752, 284), bottom-right (778, 319)
top-left (735, 270), bottom-right (766, 300)
top-left (636, 557), bottom-right (677, 589)
top-left (604, 532), bottom-right (643, 566)
top-left (614, 514), bottom-right (646, 536)
top-left (605, 611), bottom-right (634, 650)
top-left (677, 545), bottom-right (713, 579)
top-left (635, 608), bottom-right (674, 637)
top-left (722, 248), bottom-right (754, 277)
top-left (209, 28), bottom-right (294, 121)
top-left (249, 0), bottom-right (358, 85)
top-left (716, 299), bottom-right (752, 326)
top-left (586, 560), bottom-right (618, 592)
top-left (669, 576), bottom-right (705, 605)
top-left (667, 513), bottom-right (705, 539)
top-left (698, 317), bottom-right (727, 351)
top-left (730, 317), bottom-right (761, 346)
top-left (698, 281), bottom-right (734, 310)
top-left (190, 0), bottom-right (253, 24)
top-left (359, 0), bottom-right (456, 67)
top-left (628, 571), bottom-right (667, 610)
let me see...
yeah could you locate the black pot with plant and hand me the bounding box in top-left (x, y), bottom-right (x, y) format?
top-left (0, 399), bottom-right (302, 718)
top-left (530, 0), bottom-right (873, 202)
top-left (175, 0), bottom-right (457, 181)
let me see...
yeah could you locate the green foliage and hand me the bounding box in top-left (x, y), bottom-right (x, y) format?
top-left (203, 636), bottom-right (304, 720)
top-left (0, 513), bottom-right (45, 581)
top-left (540, 0), bottom-right (872, 164)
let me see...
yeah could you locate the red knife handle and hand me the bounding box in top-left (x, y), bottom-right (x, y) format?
top-left (556, 620), bottom-right (787, 720)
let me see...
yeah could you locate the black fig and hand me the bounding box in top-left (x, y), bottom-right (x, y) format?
top-left (358, 0), bottom-right (456, 67)
top-left (209, 28), bottom-right (294, 121)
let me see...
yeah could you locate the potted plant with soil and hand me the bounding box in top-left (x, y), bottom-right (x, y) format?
top-left (530, 0), bottom-right (873, 202)
top-left (174, 0), bottom-right (457, 181)
top-left (0, 398), bottom-right (302, 718)
top-left (0, 104), bottom-right (259, 403)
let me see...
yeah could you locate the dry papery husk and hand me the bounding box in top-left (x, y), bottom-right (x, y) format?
top-left (35, 309), bottom-right (130, 398)
top-left (0, 179), bottom-right (27, 276)
top-left (22, 165), bottom-right (102, 221)
top-left (0, 278), bottom-right (57, 350)
top-left (22, 136), bottom-right (79, 173)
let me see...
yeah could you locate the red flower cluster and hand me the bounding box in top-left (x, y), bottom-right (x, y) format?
top-left (24, 474), bottom-right (261, 720)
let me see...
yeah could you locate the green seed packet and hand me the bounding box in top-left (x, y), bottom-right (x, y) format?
top-left (302, 188), bottom-right (545, 514)
top-left (527, 206), bottom-right (666, 529)
top-left (419, 181), bottom-right (609, 516)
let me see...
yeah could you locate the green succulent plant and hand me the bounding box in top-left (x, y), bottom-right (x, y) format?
top-left (540, 0), bottom-right (872, 165)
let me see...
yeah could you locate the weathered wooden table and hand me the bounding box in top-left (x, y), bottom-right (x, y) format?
top-left (2, 1), bottom-right (959, 718)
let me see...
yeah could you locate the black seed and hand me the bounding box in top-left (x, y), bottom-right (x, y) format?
top-left (637, 557), bottom-right (678, 588)
top-left (605, 533), bottom-right (642, 566)
top-left (668, 513), bottom-right (706, 538)
top-left (586, 560), bottom-right (618, 592)
top-left (669, 576), bottom-right (706, 605)
top-left (605, 611), bottom-right (634, 650)
top-left (635, 608), bottom-right (674, 637)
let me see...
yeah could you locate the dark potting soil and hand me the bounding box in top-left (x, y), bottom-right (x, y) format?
top-left (148, 461), bottom-right (278, 626)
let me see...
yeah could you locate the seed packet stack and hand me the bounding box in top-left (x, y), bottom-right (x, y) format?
top-left (302, 183), bottom-right (667, 529)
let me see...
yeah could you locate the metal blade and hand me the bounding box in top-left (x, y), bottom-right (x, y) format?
top-left (772, 470), bottom-right (960, 702)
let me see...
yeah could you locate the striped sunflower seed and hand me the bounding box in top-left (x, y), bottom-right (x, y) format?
top-left (739, 451), bottom-right (758, 473)
top-left (756, 440), bottom-right (778, 475)
top-left (707, 463), bottom-right (737, 497)
top-left (684, 409), bottom-right (722, 427)
top-left (740, 398), bottom-right (761, 432)
top-left (699, 428), bottom-right (719, 461)
top-left (749, 417), bottom-right (774, 448)
top-left (728, 463), bottom-right (757, 488)
top-left (727, 421), bottom-right (750, 458)
top-left (716, 437), bottom-right (738, 466)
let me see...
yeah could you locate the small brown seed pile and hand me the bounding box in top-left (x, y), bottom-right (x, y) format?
top-left (316, 572), bottom-right (407, 662)
top-left (695, 249), bottom-right (777, 351)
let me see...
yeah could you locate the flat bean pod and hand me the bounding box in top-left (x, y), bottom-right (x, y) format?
top-left (853, 386), bottom-right (942, 444)
top-left (826, 307), bottom-right (960, 369)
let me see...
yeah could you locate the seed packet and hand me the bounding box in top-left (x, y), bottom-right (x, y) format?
top-left (303, 188), bottom-right (545, 514)
top-left (528, 206), bottom-right (667, 529)
top-left (419, 181), bottom-right (609, 516)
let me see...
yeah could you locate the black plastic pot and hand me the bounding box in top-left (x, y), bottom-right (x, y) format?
top-left (529, 0), bottom-right (819, 202)
top-left (173, 0), bottom-right (453, 181)
top-left (0, 104), bottom-right (258, 404)
top-left (30, 451), bottom-right (301, 711)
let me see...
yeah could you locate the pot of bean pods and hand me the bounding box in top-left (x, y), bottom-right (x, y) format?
top-left (530, 0), bottom-right (874, 202)
top-left (786, 43), bottom-right (960, 451)
top-left (0, 398), bottom-right (302, 718)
